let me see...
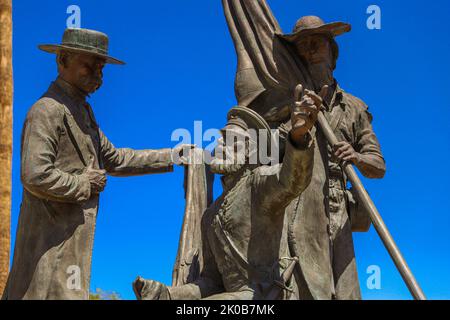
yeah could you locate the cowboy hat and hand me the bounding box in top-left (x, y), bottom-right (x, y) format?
top-left (278, 16), bottom-right (351, 43)
top-left (38, 28), bottom-right (125, 65)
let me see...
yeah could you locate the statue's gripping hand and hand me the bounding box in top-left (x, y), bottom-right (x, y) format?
top-left (289, 84), bottom-right (328, 147)
top-left (84, 158), bottom-right (107, 195)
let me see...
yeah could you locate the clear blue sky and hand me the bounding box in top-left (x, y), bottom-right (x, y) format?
top-left (10, 0), bottom-right (450, 300)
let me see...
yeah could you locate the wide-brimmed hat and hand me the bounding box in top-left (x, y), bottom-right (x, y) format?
top-left (39, 28), bottom-right (125, 65)
top-left (278, 16), bottom-right (351, 43)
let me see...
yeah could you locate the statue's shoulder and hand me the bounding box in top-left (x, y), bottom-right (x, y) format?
top-left (339, 88), bottom-right (368, 110)
top-left (339, 88), bottom-right (374, 122)
top-left (27, 94), bottom-right (65, 123)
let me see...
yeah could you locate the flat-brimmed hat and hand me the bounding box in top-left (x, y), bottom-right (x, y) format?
top-left (278, 15), bottom-right (351, 43)
top-left (39, 28), bottom-right (125, 65)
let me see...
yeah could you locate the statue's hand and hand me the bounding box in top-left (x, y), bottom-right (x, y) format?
top-left (289, 85), bottom-right (327, 145)
top-left (133, 276), bottom-right (171, 300)
top-left (85, 158), bottom-right (107, 195)
top-left (333, 141), bottom-right (360, 165)
top-left (171, 144), bottom-right (196, 166)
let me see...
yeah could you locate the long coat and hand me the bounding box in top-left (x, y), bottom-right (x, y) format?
top-left (287, 85), bottom-right (385, 300)
top-left (3, 78), bottom-right (173, 300)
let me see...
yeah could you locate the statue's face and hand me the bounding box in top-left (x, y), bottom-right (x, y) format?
top-left (295, 34), bottom-right (333, 66)
top-left (60, 52), bottom-right (106, 94)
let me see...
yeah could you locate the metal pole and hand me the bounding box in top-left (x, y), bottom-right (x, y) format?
top-left (317, 112), bottom-right (426, 300)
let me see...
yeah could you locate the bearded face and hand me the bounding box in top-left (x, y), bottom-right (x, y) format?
top-left (295, 34), bottom-right (335, 91)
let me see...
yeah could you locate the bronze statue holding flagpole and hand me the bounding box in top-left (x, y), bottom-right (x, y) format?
top-left (221, 0), bottom-right (425, 300)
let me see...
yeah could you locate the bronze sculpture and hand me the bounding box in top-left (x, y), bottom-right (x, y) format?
top-left (2, 2), bottom-right (426, 301)
top-left (281, 15), bottom-right (385, 300)
top-left (156, 0), bottom-right (425, 300)
top-left (134, 13), bottom-right (385, 300)
top-left (220, 0), bottom-right (424, 300)
top-left (133, 84), bottom-right (326, 300)
top-left (2, 28), bottom-right (190, 300)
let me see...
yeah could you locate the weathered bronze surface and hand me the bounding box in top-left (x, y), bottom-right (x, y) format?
top-left (218, 0), bottom-right (425, 300)
top-left (4, 2), bottom-right (425, 301)
top-left (141, 0), bottom-right (399, 301)
top-left (2, 29), bottom-right (187, 300)
top-left (220, 0), bottom-right (388, 300)
top-left (134, 85), bottom-right (323, 300)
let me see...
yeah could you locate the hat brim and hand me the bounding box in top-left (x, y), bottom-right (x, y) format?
top-left (38, 44), bottom-right (125, 65)
top-left (277, 22), bottom-right (351, 43)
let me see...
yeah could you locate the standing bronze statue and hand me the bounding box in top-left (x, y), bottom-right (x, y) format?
top-left (280, 16), bottom-right (385, 300)
top-left (222, 0), bottom-right (385, 300)
top-left (2, 28), bottom-right (190, 300)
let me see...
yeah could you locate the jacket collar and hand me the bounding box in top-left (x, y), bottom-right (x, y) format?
top-left (53, 77), bottom-right (89, 104)
top-left (323, 80), bottom-right (345, 111)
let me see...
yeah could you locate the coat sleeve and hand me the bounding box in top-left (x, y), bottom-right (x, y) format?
top-left (254, 137), bottom-right (314, 215)
top-left (354, 100), bottom-right (385, 161)
top-left (21, 99), bottom-right (91, 203)
top-left (99, 129), bottom-right (174, 177)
